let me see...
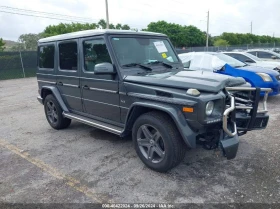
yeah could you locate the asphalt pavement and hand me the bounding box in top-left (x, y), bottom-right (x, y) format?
top-left (0, 77), bottom-right (279, 204)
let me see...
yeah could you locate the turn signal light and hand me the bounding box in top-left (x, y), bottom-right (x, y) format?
top-left (183, 107), bottom-right (194, 113)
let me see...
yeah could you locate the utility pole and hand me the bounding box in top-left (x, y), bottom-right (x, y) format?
top-left (206, 10), bottom-right (209, 51)
top-left (105, 0), bottom-right (109, 29)
top-left (250, 21), bottom-right (252, 34)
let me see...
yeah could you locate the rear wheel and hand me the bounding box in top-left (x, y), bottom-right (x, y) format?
top-left (44, 94), bottom-right (71, 130)
top-left (132, 111), bottom-right (186, 172)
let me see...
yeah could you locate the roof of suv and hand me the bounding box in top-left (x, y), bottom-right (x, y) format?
top-left (38, 29), bottom-right (167, 43)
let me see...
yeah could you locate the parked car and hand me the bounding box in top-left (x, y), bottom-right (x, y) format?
top-left (247, 49), bottom-right (280, 61)
top-left (178, 52), bottom-right (280, 96)
top-left (223, 51), bottom-right (280, 71)
top-left (36, 30), bottom-right (271, 172)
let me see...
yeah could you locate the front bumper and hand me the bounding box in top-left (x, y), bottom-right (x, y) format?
top-left (219, 87), bottom-right (271, 159)
top-left (223, 87), bottom-right (271, 136)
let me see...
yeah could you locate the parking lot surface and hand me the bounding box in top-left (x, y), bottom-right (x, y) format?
top-left (0, 77), bottom-right (280, 203)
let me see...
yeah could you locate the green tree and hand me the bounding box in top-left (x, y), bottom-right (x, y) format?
top-left (213, 39), bottom-right (229, 47)
top-left (98, 19), bottom-right (107, 29)
top-left (144, 20), bottom-right (205, 47)
top-left (43, 22), bottom-right (98, 37)
top-left (42, 20), bottom-right (130, 38)
top-left (0, 38), bottom-right (5, 51)
top-left (17, 33), bottom-right (43, 51)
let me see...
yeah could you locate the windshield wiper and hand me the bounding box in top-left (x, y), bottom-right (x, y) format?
top-left (146, 61), bottom-right (173, 68)
top-left (122, 63), bottom-right (152, 71)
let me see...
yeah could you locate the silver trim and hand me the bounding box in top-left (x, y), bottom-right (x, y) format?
top-left (37, 73), bottom-right (56, 76)
top-left (37, 80), bottom-right (56, 85)
top-left (63, 83), bottom-right (79, 88)
top-left (83, 98), bottom-right (119, 107)
top-left (62, 112), bottom-right (122, 135)
top-left (119, 92), bottom-right (127, 95)
top-left (62, 94), bottom-right (81, 99)
top-left (226, 87), bottom-right (271, 114)
top-left (223, 87), bottom-right (272, 136)
top-left (223, 95), bottom-right (237, 137)
top-left (88, 87), bottom-right (117, 94)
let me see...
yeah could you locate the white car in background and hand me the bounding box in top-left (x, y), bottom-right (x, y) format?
top-left (247, 49), bottom-right (280, 61)
top-left (223, 52), bottom-right (280, 71)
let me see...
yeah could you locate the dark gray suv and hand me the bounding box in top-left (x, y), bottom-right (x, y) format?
top-left (36, 30), bottom-right (271, 172)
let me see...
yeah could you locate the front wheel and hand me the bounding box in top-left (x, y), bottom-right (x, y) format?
top-left (44, 94), bottom-right (71, 130)
top-left (132, 111), bottom-right (186, 172)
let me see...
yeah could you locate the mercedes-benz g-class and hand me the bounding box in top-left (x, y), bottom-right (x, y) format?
top-left (37, 30), bottom-right (271, 172)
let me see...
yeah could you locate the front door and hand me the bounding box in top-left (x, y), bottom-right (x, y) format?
top-left (56, 40), bottom-right (83, 112)
top-left (79, 37), bottom-right (120, 123)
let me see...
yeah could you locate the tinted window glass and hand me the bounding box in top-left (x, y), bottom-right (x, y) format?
top-left (226, 53), bottom-right (251, 63)
top-left (83, 39), bottom-right (111, 71)
top-left (38, 45), bottom-right (54, 69)
top-left (247, 51), bottom-right (257, 56)
top-left (59, 42), bottom-right (77, 70)
top-left (257, 51), bottom-right (274, 58)
top-left (111, 37), bottom-right (178, 67)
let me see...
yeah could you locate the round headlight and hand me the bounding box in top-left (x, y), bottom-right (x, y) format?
top-left (205, 101), bottom-right (214, 116)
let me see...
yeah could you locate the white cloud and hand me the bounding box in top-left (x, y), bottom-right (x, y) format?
top-left (0, 0), bottom-right (279, 40)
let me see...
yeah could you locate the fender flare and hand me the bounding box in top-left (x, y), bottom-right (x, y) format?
top-left (40, 86), bottom-right (69, 112)
top-left (123, 102), bottom-right (197, 148)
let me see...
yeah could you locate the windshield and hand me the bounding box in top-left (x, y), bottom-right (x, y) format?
top-left (215, 53), bottom-right (246, 67)
top-left (110, 37), bottom-right (179, 68)
top-left (244, 52), bottom-right (262, 61)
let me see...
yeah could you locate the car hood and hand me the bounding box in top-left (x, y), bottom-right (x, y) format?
top-left (124, 69), bottom-right (246, 93)
top-left (255, 60), bottom-right (280, 67)
top-left (238, 65), bottom-right (279, 76)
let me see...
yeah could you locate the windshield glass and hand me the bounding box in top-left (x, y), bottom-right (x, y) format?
top-left (110, 37), bottom-right (179, 67)
top-left (244, 52), bottom-right (262, 61)
top-left (215, 53), bottom-right (246, 67)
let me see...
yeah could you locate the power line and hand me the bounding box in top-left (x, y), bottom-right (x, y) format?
top-left (0, 5), bottom-right (99, 22)
top-left (0, 10), bottom-right (97, 23)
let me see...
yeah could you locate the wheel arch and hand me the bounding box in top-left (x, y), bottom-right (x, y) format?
top-left (40, 86), bottom-right (69, 112)
top-left (122, 102), bottom-right (197, 148)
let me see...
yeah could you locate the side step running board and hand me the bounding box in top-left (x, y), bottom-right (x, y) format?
top-left (62, 112), bottom-right (123, 135)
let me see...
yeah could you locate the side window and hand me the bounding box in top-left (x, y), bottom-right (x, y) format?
top-left (247, 51), bottom-right (257, 56)
top-left (229, 54), bottom-right (249, 63)
top-left (59, 42), bottom-right (77, 71)
top-left (83, 39), bottom-right (111, 72)
top-left (38, 45), bottom-right (55, 69)
top-left (257, 52), bottom-right (274, 59)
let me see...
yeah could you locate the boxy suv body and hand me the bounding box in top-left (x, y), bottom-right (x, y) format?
top-left (37, 30), bottom-right (271, 172)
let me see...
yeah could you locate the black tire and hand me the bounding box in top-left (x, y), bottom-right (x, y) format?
top-left (132, 111), bottom-right (186, 172)
top-left (44, 94), bottom-right (71, 130)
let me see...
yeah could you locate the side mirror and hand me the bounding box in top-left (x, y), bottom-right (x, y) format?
top-left (245, 59), bottom-right (255, 63)
top-left (94, 63), bottom-right (115, 74)
top-left (271, 55), bottom-right (277, 59)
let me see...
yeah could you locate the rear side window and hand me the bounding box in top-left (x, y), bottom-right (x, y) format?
top-left (59, 42), bottom-right (78, 70)
top-left (257, 51), bottom-right (276, 59)
top-left (38, 45), bottom-right (55, 69)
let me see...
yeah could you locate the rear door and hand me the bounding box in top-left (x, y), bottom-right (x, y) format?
top-left (79, 36), bottom-right (120, 123)
top-left (56, 40), bottom-right (83, 112)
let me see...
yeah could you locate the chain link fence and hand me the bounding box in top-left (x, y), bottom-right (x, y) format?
top-left (176, 43), bottom-right (280, 54)
top-left (0, 51), bottom-right (37, 80)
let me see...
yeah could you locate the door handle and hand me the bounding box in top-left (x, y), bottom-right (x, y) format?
top-left (83, 85), bottom-right (90, 90)
top-left (57, 82), bottom-right (63, 86)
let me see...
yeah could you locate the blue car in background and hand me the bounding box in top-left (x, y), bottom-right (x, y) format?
top-left (178, 52), bottom-right (280, 96)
